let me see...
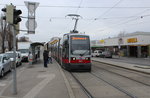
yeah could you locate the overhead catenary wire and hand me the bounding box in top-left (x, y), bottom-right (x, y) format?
top-left (1, 3), bottom-right (150, 9)
top-left (97, 0), bottom-right (124, 19)
top-left (48, 14), bottom-right (150, 20)
top-left (91, 9), bottom-right (150, 33)
top-left (80, 0), bottom-right (124, 31)
top-left (75, 0), bottom-right (83, 14)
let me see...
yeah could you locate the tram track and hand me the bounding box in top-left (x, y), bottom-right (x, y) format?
top-left (65, 61), bottom-right (150, 98)
top-left (70, 72), bottom-right (94, 98)
top-left (91, 61), bottom-right (150, 97)
top-left (93, 65), bottom-right (150, 87)
top-left (92, 61), bottom-right (150, 87)
top-left (90, 72), bottom-right (137, 98)
top-left (70, 71), bottom-right (137, 98)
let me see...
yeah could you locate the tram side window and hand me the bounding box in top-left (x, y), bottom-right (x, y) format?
top-left (62, 40), bottom-right (69, 58)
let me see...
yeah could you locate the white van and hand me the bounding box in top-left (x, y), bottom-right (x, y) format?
top-left (91, 50), bottom-right (102, 57)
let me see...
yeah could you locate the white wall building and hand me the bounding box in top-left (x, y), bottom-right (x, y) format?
top-left (91, 32), bottom-right (150, 58)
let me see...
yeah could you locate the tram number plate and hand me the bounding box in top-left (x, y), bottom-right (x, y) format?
top-left (79, 60), bottom-right (83, 62)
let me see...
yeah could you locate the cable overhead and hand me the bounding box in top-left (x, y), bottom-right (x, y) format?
top-left (97, 0), bottom-right (124, 19)
top-left (1, 3), bottom-right (150, 9)
top-left (75, 0), bottom-right (83, 14)
top-left (80, 0), bottom-right (124, 31)
top-left (92, 9), bottom-right (150, 33)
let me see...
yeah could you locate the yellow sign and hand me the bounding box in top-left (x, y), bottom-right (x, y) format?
top-left (72, 37), bottom-right (87, 40)
top-left (127, 38), bottom-right (137, 43)
top-left (100, 40), bottom-right (105, 43)
top-left (50, 40), bottom-right (58, 45)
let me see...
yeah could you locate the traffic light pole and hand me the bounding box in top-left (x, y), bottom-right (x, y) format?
top-left (1, 3), bottom-right (22, 95)
top-left (12, 24), bottom-right (17, 94)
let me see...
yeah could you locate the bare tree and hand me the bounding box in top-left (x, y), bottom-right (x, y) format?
top-left (0, 14), bottom-right (7, 53)
top-left (6, 24), bottom-right (13, 51)
top-left (118, 31), bottom-right (126, 37)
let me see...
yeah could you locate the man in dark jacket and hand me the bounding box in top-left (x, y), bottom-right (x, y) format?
top-left (43, 50), bottom-right (49, 67)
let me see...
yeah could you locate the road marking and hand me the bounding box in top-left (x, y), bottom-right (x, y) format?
top-left (23, 74), bottom-right (55, 98)
top-left (0, 96), bottom-right (16, 98)
top-left (0, 83), bottom-right (6, 87)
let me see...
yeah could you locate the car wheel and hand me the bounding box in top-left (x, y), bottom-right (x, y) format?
top-left (0, 69), bottom-right (4, 77)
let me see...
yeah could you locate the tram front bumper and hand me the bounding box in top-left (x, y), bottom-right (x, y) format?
top-left (65, 63), bottom-right (91, 71)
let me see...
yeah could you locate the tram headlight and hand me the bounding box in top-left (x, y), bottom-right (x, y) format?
top-left (71, 57), bottom-right (76, 60)
top-left (85, 57), bottom-right (90, 60)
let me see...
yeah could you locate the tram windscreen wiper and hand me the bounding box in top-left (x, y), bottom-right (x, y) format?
top-left (80, 50), bottom-right (89, 56)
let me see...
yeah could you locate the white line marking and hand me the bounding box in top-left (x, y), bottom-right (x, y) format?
top-left (23, 74), bottom-right (55, 98)
top-left (0, 83), bottom-right (6, 87)
top-left (0, 96), bottom-right (16, 98)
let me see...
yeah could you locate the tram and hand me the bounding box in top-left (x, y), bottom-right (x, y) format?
top-left (48, 33), bottom-right (92, 71)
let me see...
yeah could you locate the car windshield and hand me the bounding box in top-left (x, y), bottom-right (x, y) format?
top-left (18, 49), bottom-right (29, 53)
top-left (5, 53), bottom-right (17, 58)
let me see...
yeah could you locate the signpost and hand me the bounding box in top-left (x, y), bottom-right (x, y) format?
top-left (24, 1), bottom-right (39, 34)
top-left (118, 38), bottom-right (123, 58)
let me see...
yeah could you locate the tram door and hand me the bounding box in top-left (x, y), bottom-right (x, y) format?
top-left (62, 35), bottom-right (69, 64)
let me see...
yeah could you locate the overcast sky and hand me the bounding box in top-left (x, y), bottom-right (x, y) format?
top-left (1, 0), bottom-right (150, 42)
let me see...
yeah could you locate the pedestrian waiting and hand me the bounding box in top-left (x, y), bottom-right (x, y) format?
top-left (43, 50), bottom-right (49, 68)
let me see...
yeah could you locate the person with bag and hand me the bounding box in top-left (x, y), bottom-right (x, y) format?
top-left (48, 51), bottom-right (52, 64)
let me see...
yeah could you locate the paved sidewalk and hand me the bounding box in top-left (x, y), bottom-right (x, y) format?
top-left (111, 55), bottom-right (150, 66)
top-left (0, 59), bottom-right (73, 98)
top-left (92, 57), bottom-right (150, 74)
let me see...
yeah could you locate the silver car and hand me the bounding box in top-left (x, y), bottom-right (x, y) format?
top-left (101, 51), bottom-right (112, 58)
top-left (0, 54), bottom-right (12, 77)
top-left (5, 51), bottom-right (22, 66)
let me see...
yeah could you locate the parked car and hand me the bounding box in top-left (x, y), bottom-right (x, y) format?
top-left (101, 51), bottom-right (112, 58)
top-left (18, 49), bottom-right (29, 62)
top-left (92, 50), bottom-right (102, 57)
top-left (5, 51), bottom-right (22, 66)
top-left (0, 54), bottom-right (12, 77)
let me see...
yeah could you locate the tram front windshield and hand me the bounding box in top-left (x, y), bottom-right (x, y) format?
top-left (71, 35), bottom-right (90, 55)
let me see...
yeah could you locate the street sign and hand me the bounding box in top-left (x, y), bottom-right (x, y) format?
top-left (24, 1), bottom-right (39, 15)
top-left (26, 19), bottom-right (37, 33)
top-left (24, 1), bottom-right (39, 34)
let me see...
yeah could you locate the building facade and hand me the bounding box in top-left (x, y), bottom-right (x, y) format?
top-left (91, 32), bottom-right (150, 58)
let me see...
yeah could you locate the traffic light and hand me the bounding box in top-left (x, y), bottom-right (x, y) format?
top-left (1, 5), bottom-right (14, 24)
top-left (1, 7), bottom-right (7, 20)
top-left (13, 9), bottom-right (22, 24)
